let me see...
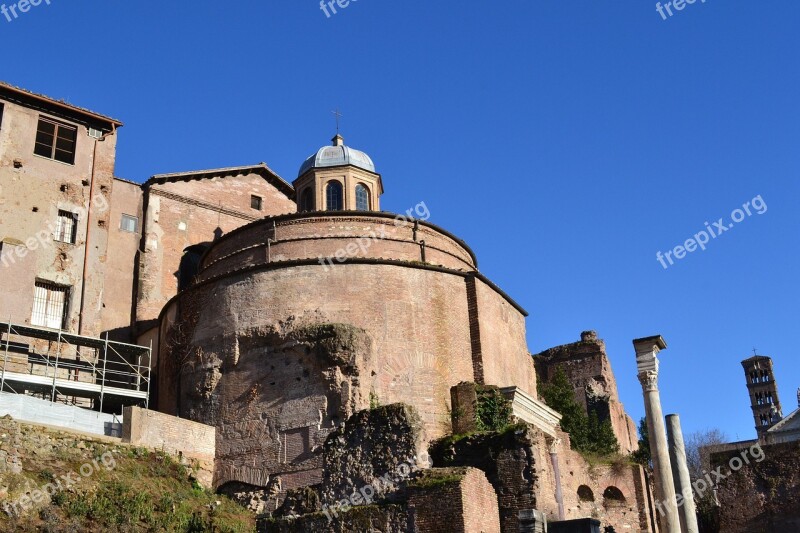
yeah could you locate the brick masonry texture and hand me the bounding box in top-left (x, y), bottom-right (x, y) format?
top-left (535, 331), bottom-right (639, 454)
top-left (136, 173), bottom-right (297, 328)
top-left (407, 467), bottom-right (501, 533)
top-left (430, 425), bottom-right (655, 533)
top-left (156, 209), bottom-right (537, 493)
top-left (199, 212), bottom-right (477, 279)
top-left (713, 441), bottom-right (800, 533)
top-left (122, 406), bottom-right (216, 487)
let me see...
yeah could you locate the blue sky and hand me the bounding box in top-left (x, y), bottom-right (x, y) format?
top-left (2, 1), bottom-right (798, 441)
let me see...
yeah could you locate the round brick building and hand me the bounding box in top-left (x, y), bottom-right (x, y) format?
top-left (155, 137), bottom-right (538, 494)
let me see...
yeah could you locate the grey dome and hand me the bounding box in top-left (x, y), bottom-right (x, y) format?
top-left (298, 135), bottom-right (376, 177)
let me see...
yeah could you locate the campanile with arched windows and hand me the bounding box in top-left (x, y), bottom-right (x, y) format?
top-left (293, 134), bottom-right (383, 212)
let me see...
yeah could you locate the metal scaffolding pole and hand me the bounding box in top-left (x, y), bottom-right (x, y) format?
top-left (1, 319), bottom-right (11, 392)
top-left (145, 339), bottom-right (152, 409)
top-left (52, 330), bottom-right (62, 403)
top-left (99, 332), bottom-right (109, 413)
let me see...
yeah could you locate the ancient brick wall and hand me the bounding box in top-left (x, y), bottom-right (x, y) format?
top-left (475, 278), bottom-right (537, 394)
top-left (199, 212), bottom-right (477, 278)
top-left (535, 332), bottom-right (639, 454)
top-left (713, 441), bottom-right (800, 533)
top-left (408, 467), bottom-right (501, 533)
top-left (135, 172), bottom-right (296, 327)
top-left (122, 406), bottom-right (215, 487)
top-left (554, 440), bottom-right (654, 532)
top-left (431, 426), bottom-right (655, 533)
top-left (157, 264), bottom-right (478, 497)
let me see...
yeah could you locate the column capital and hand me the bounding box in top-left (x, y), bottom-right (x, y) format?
top-left (633, 335), bottom-right (668, 375)
top-left (638, 370), bottom-right (659, 392)
top-left (546, 437), bottom-right (562, 454)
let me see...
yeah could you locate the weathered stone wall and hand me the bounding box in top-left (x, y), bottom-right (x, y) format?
top-left (135, 172), bottom-right (296, 328)
top-left (321, 404), bottom-right (424, 506)
top-left (158, 262), bottom-right (481, 457)
top-left (713, 441), bottom-right (800, 533)
top-left (0, 91), bottom-right (118, 337)
top-left (535, 331), bottom-right (639, 454)
top-left (260, 504), bottom-right (409, 533)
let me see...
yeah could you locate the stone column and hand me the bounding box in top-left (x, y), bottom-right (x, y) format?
top-left (666, 414), bottom-right (699, 533)
top-left (633, 335), bottom-right (681, 533)
top-left (547, 437), bottom-right (565, 521)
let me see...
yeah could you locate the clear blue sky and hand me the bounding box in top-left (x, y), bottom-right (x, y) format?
top-left (2, 1), bottom-right (798, 442)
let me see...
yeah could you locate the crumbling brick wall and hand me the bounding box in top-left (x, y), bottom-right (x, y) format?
top-left (713, 441), bottom-right (800, 533)
top-left (534, 331), bottom-right (639, 454)
top-left (408, 467), bottom-right (501, 533)
top-left (321, 403), bottom-right (424, 506)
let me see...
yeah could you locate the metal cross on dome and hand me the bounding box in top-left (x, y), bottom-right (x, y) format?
top-left (332, 108), bottom-right (343, 134)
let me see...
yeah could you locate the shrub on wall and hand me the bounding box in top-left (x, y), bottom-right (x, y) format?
top-left (538, 368), bottom-right (619, 456)
top-left (475, 385), bottom-right (513, 432)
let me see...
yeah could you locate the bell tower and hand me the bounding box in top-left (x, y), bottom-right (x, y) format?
top-left (741, 355), bottom-right (783, 436)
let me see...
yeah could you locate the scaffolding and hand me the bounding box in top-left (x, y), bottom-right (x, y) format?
top-left (0, 321), bottom-right (152, 412)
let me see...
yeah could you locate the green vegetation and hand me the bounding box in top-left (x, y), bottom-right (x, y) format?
top-left (2, 446), bottom-right (255, 532)
top-left (631, 417), bottom-right (652, 466)
top-left (538, 368), bottom-right (620, 456)
top-left (475, 385), bottom-right (514, 432)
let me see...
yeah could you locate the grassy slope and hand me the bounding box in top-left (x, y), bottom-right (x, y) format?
top-left (0, 418), bottom-right (255, 532)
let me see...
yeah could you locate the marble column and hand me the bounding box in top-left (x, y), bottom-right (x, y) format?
top-left (633, 335), bottom-right (681, 533)
top-left (547, 437), bottom-right (565, 521)
top-left (667, 414), bottom-right (699, 533)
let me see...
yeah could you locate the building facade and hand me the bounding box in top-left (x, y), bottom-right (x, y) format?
top-left (0, 82), bottom-right (656, 531)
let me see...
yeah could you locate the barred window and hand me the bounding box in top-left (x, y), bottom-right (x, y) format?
top-left (34, 117), bottom-right (77, 165)
top-left (355, 183), bottom-right (370, 211)
top-left (31, 281), bottom-right (70, 330)
top-left (54, 210), bottom-right (78, 244)
top-left (326, 181), bottom-right (343, 211)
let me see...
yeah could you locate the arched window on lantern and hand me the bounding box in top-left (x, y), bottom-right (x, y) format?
top-left (355, 183), bottom-right (370, 211)
top-left (326, 181), bottom-right (343, 211)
